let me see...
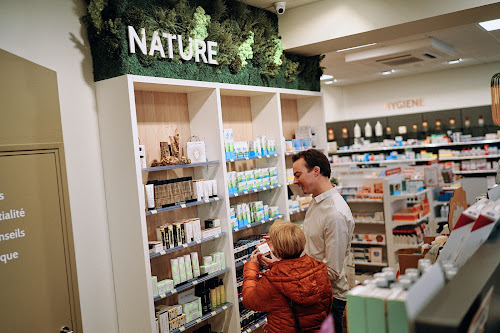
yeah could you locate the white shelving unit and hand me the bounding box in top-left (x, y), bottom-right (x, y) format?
top-left (339, 172), bottom-right (435, 270)
top-left (95, 75), bottom-right (326, 333)
top-left (330, 139), bottom-right (500, 155)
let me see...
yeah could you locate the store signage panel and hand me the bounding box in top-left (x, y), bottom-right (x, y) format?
top-left (384, 98), bottom-right (424, 110)
top-left (0, 151), bottom-right (72, 330)
top-left (128, 26), bottom-right (219, 65)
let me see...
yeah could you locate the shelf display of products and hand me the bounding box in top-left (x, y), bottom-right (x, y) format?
top-left (96, 75), bottom-right (327, 332)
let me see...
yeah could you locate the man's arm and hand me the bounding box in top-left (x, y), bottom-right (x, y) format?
top-left (323, 211), bottom-right (350, 283)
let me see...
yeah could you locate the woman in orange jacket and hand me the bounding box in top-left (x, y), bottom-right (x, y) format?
top-left (242, 220), bottom-right (333, 333)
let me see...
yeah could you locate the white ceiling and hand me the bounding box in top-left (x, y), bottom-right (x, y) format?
top-left (242, 0), bottom-right (500, 86)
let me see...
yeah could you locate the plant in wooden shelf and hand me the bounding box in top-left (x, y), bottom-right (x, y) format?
top-left (151, 129), bottom-right (191, 166)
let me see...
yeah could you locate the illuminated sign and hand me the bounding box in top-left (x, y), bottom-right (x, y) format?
top-left (128, 26), bottom-right (218, 65)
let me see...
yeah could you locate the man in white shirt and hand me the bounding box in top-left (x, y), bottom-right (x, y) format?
top-left (292, 149), bottom-right (354, 333)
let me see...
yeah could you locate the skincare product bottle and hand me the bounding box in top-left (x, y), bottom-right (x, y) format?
top-left (478, 115), bottom-right (485, 127)
top-left (364, 122), bottom-right (372, 138)
top-left (341, 126), bottom-right (349, 139)
top-left (354, 123), bottom-right (361, 138)
top-left (422, 120), bottom-right (429, 135)
top-left (210, 280), bottom-right (217, 309)
top-left (215, 279), bottom-right (221, 306)
top-left (449, 117), bottom-right (456, 130)
top-left (145, 183), bottom-right (155, 209)
top-left (219, 279), bottom-right (225, 304)
top-left (435, 119), bottom-right (442, 132)
top-left (385, 125), bottom-right (392, 139)
top-left (375, 121), bottom-right (383, 137)
top-left (327, 128), bottom-right (334, 141)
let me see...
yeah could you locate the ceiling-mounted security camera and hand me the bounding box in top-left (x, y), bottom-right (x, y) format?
top-left (274, 2), bottom-right (286, 15)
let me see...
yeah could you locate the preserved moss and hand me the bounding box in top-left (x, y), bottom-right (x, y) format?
top-left (83, 0), bottom-right (322, 91)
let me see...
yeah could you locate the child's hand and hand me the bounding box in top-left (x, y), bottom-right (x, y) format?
top-left (250, 249), bottom-right (260, 263)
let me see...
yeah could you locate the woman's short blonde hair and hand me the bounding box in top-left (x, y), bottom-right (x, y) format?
top-left (269, 220), bottom-right (306, 259)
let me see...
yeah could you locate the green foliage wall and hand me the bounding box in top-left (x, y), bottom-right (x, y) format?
top-left (83, 0), bottom-right (323, 91)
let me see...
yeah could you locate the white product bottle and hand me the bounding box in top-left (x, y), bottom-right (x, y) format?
top-left (375, 121), bottom-right (383, 137)
top-left (365, 122), bottom-right (372, 138)
top-left (478, 115), bottom-right (484, 127)
top-left (354, 123), bottom-right (361, 138)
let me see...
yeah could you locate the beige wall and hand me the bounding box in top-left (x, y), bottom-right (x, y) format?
top-left (0, 1), bottom-right (118, 332)
top-left (322, 62), bottom-right (499, 122)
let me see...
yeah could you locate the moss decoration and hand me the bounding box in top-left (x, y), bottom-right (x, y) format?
top-left (83, 0), bottom-right (323, 91)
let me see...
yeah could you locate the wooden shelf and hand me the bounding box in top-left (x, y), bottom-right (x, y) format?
top-left (438, 154), bottom-right (500, 161)
top-left (142, 160), bottom-right (219, 172)
top-left (352, 240), bottom-right (386, 246)
top-left (226, 154), bottom-right (278, 162)
top-left (145, 196), bottom-right (222, 216)
top-left (346, 198), bottom-right (384, 203)
top-left (233, 215), bottom-right (283, 232)
top-left (354, 220), bottom-right (385, 224)
top-left (154, 268), bottom-right (230, 302)
top-left (229, 184), bottom-right (282, 198)
top-left (150, 233), bottom-right (225, 259)
top-left (392, 213), bottom-right (431, 225)
top-left (454, 169), bottom-right (496, 174)
top-left (389, 188), bottom-right (430, 202)
top-left (289, 207), bottom-right (309, 215)
top-left (242, 316), bottom-right (268, 333)
top-left (353, 261), bottom-right (388, 267)
top-left (331, 139), bottom-right (500, 155)
top-left (171, 303), bottom-right (233, 333)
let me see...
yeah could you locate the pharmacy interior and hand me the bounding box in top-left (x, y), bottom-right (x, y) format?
top-left (2, 1), bottom-right (497, 333)
top-left (91, 1), bottom-right (500, 333)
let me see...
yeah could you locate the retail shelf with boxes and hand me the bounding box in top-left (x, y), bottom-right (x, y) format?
top-left (338, 168), bottom-right (436, 271)
top-left (329, 136), bottom-right (500, 180)
top-left (338, 174), bottom-right (391, 271)
top-left (95, 75), bottom-right (326, 332)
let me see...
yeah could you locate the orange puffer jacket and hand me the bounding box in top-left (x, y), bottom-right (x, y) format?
top-left (242, 255), bottom-right (333, 333)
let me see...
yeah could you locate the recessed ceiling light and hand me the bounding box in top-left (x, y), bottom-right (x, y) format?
top-left (381, 69), bottom-right (395, 75)
top-left (336, 43), bottom-right (377, 52)
top-left (320, 74), bottom-right (334, 80)
top-left (324, 80), bottom-right (335, 85)
top-left (478, 18), bottom-right (500, 31)
top-left (447, 58), bottom-right (462, 64)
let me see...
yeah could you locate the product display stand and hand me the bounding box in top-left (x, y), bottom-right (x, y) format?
top-left (96, 75), bottom-right (326, 333)
top-left (338, 170), bottom-right (435, 271)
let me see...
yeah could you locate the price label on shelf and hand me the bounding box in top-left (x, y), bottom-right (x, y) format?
top-left (196, 240), bottom-right (201, 244)
top-left (214, 197), bottom-right (219, 201)
top-left (262, 187), bottom-right (267, 190)
top-left (151, 210), bottom-right (157, 215)
top-left (222, 305), bottom-right (228, 310)
top-left (234, 193), bottom-right (239, 197)
top-left (159, 251), bottom-right (166, 255)
top-left (211, 311), bottom-right (217, 316)
top-left (182, 244), bottom-right (188, 248)
top-left (196, 319), bottom-right (202, 324)
top-left (170, 288), bottom-right (177, 294)
top-left (215, 234), bottom-right (220, 238)
top-left (204, 199), bottom-right (210, 203)
top-left (192, 280), bottom-right (198, 285)
top-left (245, 157), bottom-right (249, 160)
top-left (233, 228), bottom-right (239, 232)
top-left (229, 159), bottom-right (234, 162)
top-left (180, 204), bottom-right (187, 208)
top-left (256, 323), bottom-right (260, 328)
top-left (179, 326), bottom-right (186, 332)
top-left (243, 191), bottom-right (248, 194)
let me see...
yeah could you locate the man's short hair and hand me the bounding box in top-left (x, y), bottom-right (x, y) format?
top-left (292, 149), bottom-right (331, 178)
top-left (269, 220), bottom-right (306, 259)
